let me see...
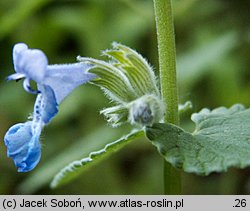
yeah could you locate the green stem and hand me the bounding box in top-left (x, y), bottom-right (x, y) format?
top-left (153, 0), bottom-right (181, 194)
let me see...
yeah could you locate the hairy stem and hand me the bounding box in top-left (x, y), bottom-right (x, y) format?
top-left (153, 0), bottom-right (181, 194)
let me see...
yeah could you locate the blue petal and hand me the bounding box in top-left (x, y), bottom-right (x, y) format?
top-left (34, 85), bottom-right (58, 124)
top-left (4, 122), bottom-right (41, 172)
top-left (13, 43), bottom-right (48, 83)
top-left (44, 63), bottom-right (96, 103)
top-left (18, 134), bottom-right (41, 172)
top-left (6, 73), bottom-right (26, 81)
top-left (13, 43), bottom-right (28, 72)
top-left (23, 78), bottom-right (40, 94)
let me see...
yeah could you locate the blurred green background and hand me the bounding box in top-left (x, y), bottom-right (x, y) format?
top-left (0, 0), bottom-right (250, 194)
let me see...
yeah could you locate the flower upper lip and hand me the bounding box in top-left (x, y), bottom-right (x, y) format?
top-left (7, 43), bottom-right (96, 102)
top-left (7, 43), bottom-right (48, 94)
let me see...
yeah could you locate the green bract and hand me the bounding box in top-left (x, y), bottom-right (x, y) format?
top-left (78, 43), bottom-right (164, 127)
top-left (146, 104), bottom-right (250, 175)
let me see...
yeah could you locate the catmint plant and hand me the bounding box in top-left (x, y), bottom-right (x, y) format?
top-left (3, 0), bottom-right (250, 195)
top-left (4, 43), bottom-right (95, 172)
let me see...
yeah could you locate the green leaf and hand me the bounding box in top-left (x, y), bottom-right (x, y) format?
top-left (177, 32), bottom-right (237, 89)
top-left (50, 130), bottom-right (144, 188)
top-left (178, 101), bottom-right (192, 116)
top-left (0, 0), bottom-right (52, 40)
top-left (146, 104), bottom-right (250, 175)
top-left (17, 126), bottom-right (126, 194)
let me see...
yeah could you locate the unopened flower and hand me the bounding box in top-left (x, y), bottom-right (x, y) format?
top-left (78, 43), bottom-right (164, 127)
top-left (4, 43), bottom-right (95, 172)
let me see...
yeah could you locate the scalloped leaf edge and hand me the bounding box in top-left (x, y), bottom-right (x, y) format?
top-left (50, 129), bottom-right (144, 188)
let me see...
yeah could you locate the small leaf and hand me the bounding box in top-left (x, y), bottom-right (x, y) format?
top-left (178, 101), bottom-right (192, 116)
top-left (146, 104), bottom-right (250, 175)
top-left (50, 130), bottom-right (144, 188)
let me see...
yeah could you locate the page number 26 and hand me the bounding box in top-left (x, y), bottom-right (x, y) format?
top-left (234, 199), bottom-right (247, 208)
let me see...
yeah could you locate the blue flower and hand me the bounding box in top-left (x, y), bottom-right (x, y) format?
top-left (4, 122), bottom-right (41, 172)
top-left (4, 43), bottom-right (96, 172)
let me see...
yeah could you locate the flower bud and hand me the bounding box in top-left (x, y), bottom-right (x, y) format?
top-left (128, 94), bottom-right (165, 126)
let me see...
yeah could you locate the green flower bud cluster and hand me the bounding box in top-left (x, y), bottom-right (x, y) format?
top-left (78, 43), bottom-right (164, 127)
